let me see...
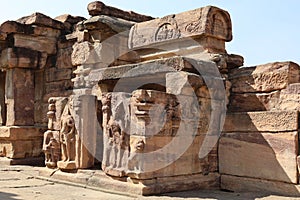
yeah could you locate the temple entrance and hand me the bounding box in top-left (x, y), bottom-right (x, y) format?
top-left (0, 71), bottom-right (6, 126)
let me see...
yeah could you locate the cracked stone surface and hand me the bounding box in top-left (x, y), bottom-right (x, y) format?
top-left (0, 166), bottom-right (298, 200)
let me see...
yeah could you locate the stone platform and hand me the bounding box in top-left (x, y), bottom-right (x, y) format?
top-left (38, 168), bottom-right (219, 195)
top-left (0, 165), bottom-right (297, 200)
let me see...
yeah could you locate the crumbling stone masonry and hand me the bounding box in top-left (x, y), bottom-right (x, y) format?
top-left (0, 1), bottom-right (299, 196)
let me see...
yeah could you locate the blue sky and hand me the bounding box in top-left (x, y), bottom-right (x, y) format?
top-left (0, 0), bottom-right (299, 66)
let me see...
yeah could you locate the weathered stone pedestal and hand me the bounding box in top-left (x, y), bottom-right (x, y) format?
top-left (0, 126), bottom-right (44, 165)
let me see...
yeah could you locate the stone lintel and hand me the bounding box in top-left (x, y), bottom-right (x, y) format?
top-left (87, 1), bottom-right (153, 22)
top-left (89, 56), bottom-right (221, 83)
top-left (129, 6), bottom-right (232, 49)
top-left (0, 20), bottom-right (61, 38)
top-left (82, 15), bottom-right (134, 33)
top-left (16, 12), bottom-right (65, 30)
top-left (13, 33), bottom-right (57, 55)
top-left (0, 47), bottom-right (39, 69)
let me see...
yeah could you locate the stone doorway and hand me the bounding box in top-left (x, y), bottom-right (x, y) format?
top-left (0, 71), bottom-right (6, 126)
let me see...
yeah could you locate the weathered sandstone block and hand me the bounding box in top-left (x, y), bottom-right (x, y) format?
top-left (13, 33), bottom-right (57, 54)
top-left (5, 68), bottom-right (35, 126)
top-left (0, 20), bottom-right (61, 38)
top-left (221, 175), bottom-right (300, 196)
top-left (166, 72), bottom-right (204, 96)
top-left (90, 56), bottom-right (222, 86)
top-left (17, 12), bottom-right (65, 30)
top-left (71, 41), bottom-right (116, 66)
top-left (56, 47), bottom-right (74, 69)
top-left (277, 83), bottom-right (300, 111)
top-left (228, 82), bottom-right (300, 112)
top-left (0, 127), bottom-right (43, 159)
top-left (219, 131), bottom-right (298, 183)
top-left (0, 47), bottom-right (39, 69)
top-left (230, 62), bottom-right (299, 93)
top-left (82, 15), bottom-right (134, 33)
top-left (223, 111), bottom-right (298, 133)
top-left (45, 68), bottom-right (73, 82)
top-left (127, 135), bottom-right (218, 180)
top-left (44, 80), bottom-right (73, 101)
top-left (129, 6), bottom-right (232, 49)
top-left (54, 14), bottom-right (86, 31)
top-left (87, 1), bottom-right (153, 22)
top-left (228, 91), bottom-right (280, 112)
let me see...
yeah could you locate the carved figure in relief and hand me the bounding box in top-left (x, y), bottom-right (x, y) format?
top-left (60, 115), bottom-right (75, 162)
top-left (101, 93), bottom-right (112, 169)
top-left (134, 139), bottom-right (145, 151)
top-left (155, 23), bottom-right (181, 42)
top-left (43, 130), bottom-right (60, 168)
top-left (185, 21), bottom-right (202, 33)
top-left (107, 118), bottom-right (129, 169)
top-left (128, 138), bottom-right (145, 172)
top-left (102, 93), bottom-right (131, 176)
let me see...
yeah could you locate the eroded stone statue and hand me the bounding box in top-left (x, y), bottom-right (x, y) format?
top-left (43, 130), bottom-right (60, 168)
top-left (60, 115), bottom-right (76, 162)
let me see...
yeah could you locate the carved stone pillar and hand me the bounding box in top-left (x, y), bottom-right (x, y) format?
top-left (127, 89), bottom-right (177, 178)
top-left (73, 93), bottom-right (97, 169)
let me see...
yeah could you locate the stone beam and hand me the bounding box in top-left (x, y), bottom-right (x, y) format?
top-left (0, 20), bottom-right (61, 38)
top-left (16, 12), bottom-right (64, 30)
top-left (0, 47), bottom-right (39, 69)
top-left (128, 6), bottom-right (232, 49)
top-left (87, 1), bottom-right (153, 22)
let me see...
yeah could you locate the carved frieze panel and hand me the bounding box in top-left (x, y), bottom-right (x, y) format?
top-left (129, 6), bottom-right (232, 49)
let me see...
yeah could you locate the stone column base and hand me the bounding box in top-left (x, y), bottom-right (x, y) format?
top-left (38, 168), bottom-right (220, 195)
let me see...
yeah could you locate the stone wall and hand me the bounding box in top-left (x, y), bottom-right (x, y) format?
top-left (0, 12), bottom-right (84, 164)
top-left (220, 61), bottom-right (300, 196)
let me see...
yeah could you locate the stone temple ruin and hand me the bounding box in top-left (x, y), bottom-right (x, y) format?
top-left (0, 1), bottom-right (299, 196)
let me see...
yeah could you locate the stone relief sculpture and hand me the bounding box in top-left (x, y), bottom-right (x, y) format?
top-left (42, 98), bottom-right (64, 168)
top-left (43, 130), bottom-right (60, 168)
top-left (101, 92), bottom-right (130, 176)
top-left (56, 98), bottom-right (77, 169)
top-left (60, 115), bottom-right (76, 162)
